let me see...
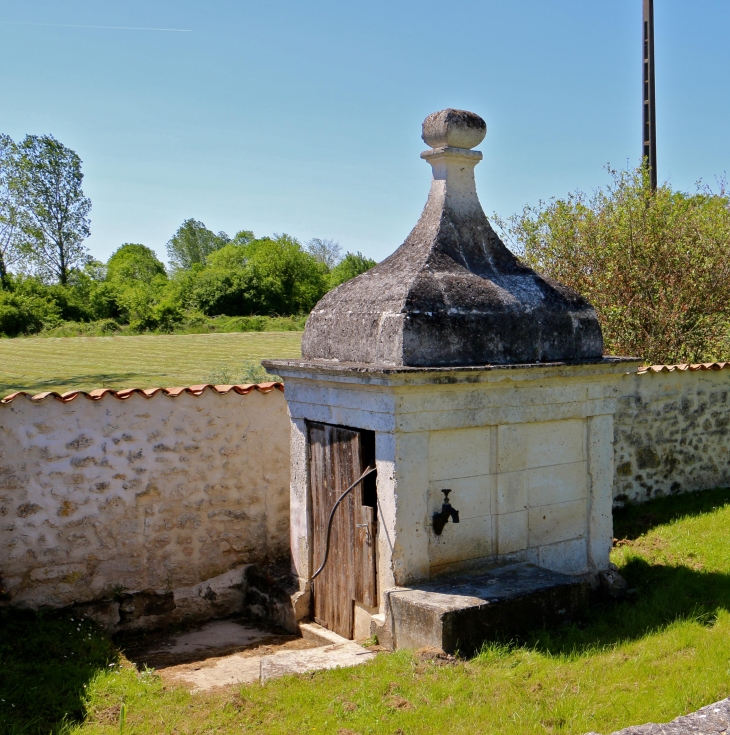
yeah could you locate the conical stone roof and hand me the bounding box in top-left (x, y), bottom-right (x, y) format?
top-left (302, 109), bottom-right (603, 367)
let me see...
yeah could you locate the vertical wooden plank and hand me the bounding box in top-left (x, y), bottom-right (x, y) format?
top-left (354, 504), bottom-right (377, 607)
top-left (308, 423), bottom-right (329, 629)
top-left (330, 426), bottom-right (356, 637)
top-left (353, 429), bottom-right (377, 608)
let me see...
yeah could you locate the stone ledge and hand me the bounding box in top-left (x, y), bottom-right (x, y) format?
top-left (264, 356), bottom-right (639, 376)
top-left (385, 562), bottom-right (591, 654)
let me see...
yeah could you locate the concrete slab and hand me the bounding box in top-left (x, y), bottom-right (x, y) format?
top-left (147, 620), bottom-right (271, 657)
top-left (134, 618), bottom-right (378, 691)
top-left (388, 562), bottom-right (591, 654)
top-left (168, 654), bottom-right (263, 692)
top-left (125, 618), bottom-right (298, 670)
top-left (298, 621), bottom-right (350, 646)
top-left (260, 642), bottom-right (377, 684)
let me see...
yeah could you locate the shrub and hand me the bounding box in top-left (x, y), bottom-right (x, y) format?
top-left (496, 166), bottom-right (730, 364)
top-left (87, 281), bottom-right (123, 320)
top-left (187, 267), bottom-right (256, 317)
top-left (0, 290), bottom-right (61, 336)
top-left (243, 236), bottom-right (329, 314)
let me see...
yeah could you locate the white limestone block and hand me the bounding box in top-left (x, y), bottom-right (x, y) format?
top-left (522, 419), bottom-right (585, 469)
top-left (497, 424), bottom-right (527, 473)
top-left (528, 499), bottom-right (587, 546)
top-left (527, 461), bottom-right (587, 508)
top-left (428, 475), bottom-right (494, 520)
top-left (587, 413), bottom-right (614, 570)
top-left (428, 427), bottom-right (492, 481)
top-left (495, 510), bottom-right (528, 554)
top-left (496, 471), bottom-right (528, 515)
top-left (429, 514), bottom-right (493, 566)
top-left (538, 538), bottom-right (588, 574)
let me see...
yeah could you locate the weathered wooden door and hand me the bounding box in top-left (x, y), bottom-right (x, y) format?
top-left (308, 422), bottom-right (377, 639)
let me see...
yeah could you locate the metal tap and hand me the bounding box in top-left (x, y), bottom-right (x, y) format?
top-left (432, 489), bottom-right (460, 535)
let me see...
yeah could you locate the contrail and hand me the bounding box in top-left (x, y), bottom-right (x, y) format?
top-left (4, 21), bottom-right (192, 32)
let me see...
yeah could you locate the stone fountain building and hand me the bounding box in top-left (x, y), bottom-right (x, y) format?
top-left (265, 108), bottom-right (639, 652)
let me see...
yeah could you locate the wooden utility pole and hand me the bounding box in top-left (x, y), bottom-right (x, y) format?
top-left (642, 0), bottom-right (657, 190)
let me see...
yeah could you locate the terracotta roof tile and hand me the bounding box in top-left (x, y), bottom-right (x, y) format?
top-left (638, 362), bottom-right (730, 375)
top-left (1, 382), bottom-right (284, 404)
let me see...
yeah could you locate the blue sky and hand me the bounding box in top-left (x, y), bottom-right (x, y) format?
top-left (1, 1), bottom-right (728, 264)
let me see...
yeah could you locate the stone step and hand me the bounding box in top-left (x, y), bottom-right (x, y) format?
top-left (385, 562), bottom-right (591, 655)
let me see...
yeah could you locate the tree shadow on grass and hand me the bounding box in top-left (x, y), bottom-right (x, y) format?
top-left (613, 486), bottom-right (730, 541)
top-left (518, 488), bottom-right (730, 658)
top-left (0, 607), bottom-right (119, 734)
top-left (523, 559), bottom-right (730, 658)
top-left (0, 372), bottom-right (152, 397)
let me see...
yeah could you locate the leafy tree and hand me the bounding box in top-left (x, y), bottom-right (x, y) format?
top-left (306, 237), bottom-right (342, 269)
top-left (103, 245), bottom-right (170, 329)
top-left (232, 229), bottom-right (255, 245)
top-left (205, 242), bottom-right (248, 270)
top-left (107, 243), bottom-right (167, 286)
top-left (495, 166), bottom-right (730, 364)
top-left (166, 219), bottom-right (229, 270)
top-left (0, 135), bottom-right (23, 282)
top-left (12, 135), bottom-right (91, 285)
top-left (181, 235), bottom-right (328, 317)
top-left (186, 267), bottom-right (255, 317)
top-left (329, 251), bottom-right (377, 288)
top-left (245, 235), bottom-right (329, 314)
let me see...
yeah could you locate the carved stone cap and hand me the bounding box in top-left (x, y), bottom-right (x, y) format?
top-left (301, 109), bottom-right (603, 367)
top-left (421, 108), bottom-right (486, 150)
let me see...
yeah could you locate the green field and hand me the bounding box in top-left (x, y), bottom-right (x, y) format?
top-left (0, 332), bottom-right (303, 397)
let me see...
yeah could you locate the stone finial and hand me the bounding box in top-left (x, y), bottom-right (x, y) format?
top-left (421, 108), bottom-right (486, 150)
top-left (301, 109), bottom-right (603, 367)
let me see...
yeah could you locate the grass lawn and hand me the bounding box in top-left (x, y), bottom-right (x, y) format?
top-left (0, 332), bottom-right (303, 397)
top-left (2, 488), bottom-right (730, 735)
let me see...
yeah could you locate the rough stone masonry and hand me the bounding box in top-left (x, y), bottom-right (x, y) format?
top-left (0, 384), bottom-right (290, 626)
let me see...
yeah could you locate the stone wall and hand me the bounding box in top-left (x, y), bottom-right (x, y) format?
top-left (2, 362), bottom-right (728, 624)
top-left (0, 384), bottom-right (290, 621)
top-left (613, 365), bottom-right (730, 504)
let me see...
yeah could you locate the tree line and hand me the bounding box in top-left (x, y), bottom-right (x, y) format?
top-left (3, 133), bottom-right (729, 363)
top-left (0, 134), bottom-right (376, 337)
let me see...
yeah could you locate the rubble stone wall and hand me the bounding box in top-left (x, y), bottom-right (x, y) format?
top-left (0, 387), bottom-right (291, 613)
top-left (613, 368), bottom-right (730, 504)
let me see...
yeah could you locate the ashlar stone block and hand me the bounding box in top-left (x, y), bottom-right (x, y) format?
top-left (526, 461), bottom-right (587, 508)
top-left (495, 510), bottom-right (528, 555)
top-left (538, 538), bottom-right (588, 574)
top-left (428, 427), bottom-right (492, 481)
top-left (429, 514), bottom-right (493, 567)
top-left (528, 499), bottom-right (587, 547)
top-left (496, 424), bottom-right (527, 473)
top-left (496, 471), bottom-right (527, 515)
top-left (522, 419), bottom-right (585, 469)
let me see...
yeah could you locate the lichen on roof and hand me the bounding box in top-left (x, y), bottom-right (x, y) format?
top-left (302, 108), bottom-right (603, 368)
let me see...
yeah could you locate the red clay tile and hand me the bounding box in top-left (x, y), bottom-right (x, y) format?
top-left (0, 383), bottom-right (284, 404)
